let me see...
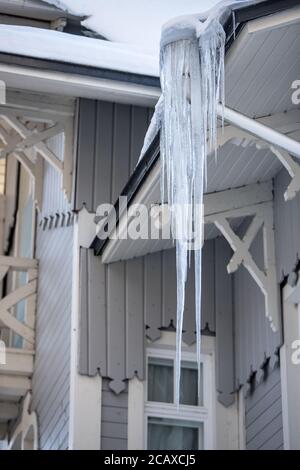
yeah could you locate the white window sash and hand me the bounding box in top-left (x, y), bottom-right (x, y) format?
top-left (145, 345), bottom-right (214, 450)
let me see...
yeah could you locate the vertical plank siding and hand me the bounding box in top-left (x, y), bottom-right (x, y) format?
top-left (75, 99), bottom-right (152, 212)
top-left (233, 225), bottom-right (282, 389)
top-left (274, 168), bottom-right (300, 282)
top-left (245, 366), bottom-right (284, 450)
top-left (32, 132), bottom-right (73, 450)
top-left (79, 244), bottom-right (216, 386)
top-left (40, 133), bottom-right (70, 219)
top-left (32, 222), bottom-right (73, 450)
top-left (75, 99), bottom-right (300, 450)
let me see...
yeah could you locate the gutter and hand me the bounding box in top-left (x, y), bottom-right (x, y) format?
top-left (0, 52), bottom-right (161, 89)
top-left (91, 0), bottom-right (300, 256)
top-left (0, 0), bottom-right (82, 22)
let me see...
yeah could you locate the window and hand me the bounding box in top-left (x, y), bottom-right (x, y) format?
top-left (145, 346), bottom-right (214, 450)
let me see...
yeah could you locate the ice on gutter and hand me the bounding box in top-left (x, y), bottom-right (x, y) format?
top-left (140, 0), bottom-right (258, 407)
top-left (0, 24), bottom-right (159, 77)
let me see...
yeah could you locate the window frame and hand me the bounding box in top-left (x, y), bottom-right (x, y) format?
top-left (145, 343), bottom-right (214, 450)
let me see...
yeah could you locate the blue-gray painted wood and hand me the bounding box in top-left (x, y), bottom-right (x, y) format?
top-left (76, 99), bottom-right (292, 425)
top-left (40, 133), bottom-right (70, 218)
top-left (233, 223), bottom-right (282, 389)
top-left (246, 365), bottom-right (283, 450)
top-left (76, 98), bottom-right (235, 409)
top-left (274, 168), bottom-right (300, 282)
top-left (101, 379), bottom-right (128, 450)
top-left (215, 237), bottom-right (235, 407)
top-left (31, 131), bottom-right (73, 450)
top-left (32, 223), bottom-right (73, 450)
top-left (74, 99), bottom-right (152, 211)
top-left (79, 244), bottom-right (217, 391)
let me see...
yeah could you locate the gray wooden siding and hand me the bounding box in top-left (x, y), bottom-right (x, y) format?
top-left (32, 223), bottom-right (73, 450)
top-left (76, 98), bottom-right (281, 410)
top-left (32, 133), bottom-right (73, 450)
top-left (74, 99), bottom-right (153, 212)
top-left (233, 223), bottom-right (282, 389)
top-left (246, 365), bottom-right (284, 450)
top-left (79, 241), bottom-right (217, 394)
top-left (274, 168), bottom-right (300, 282)
top-left (40, 133), bottom-right (71, 218)
top-left (76, 99), bottom-right (290, 433)
top-left (101, 379), bottom-right (128, 450)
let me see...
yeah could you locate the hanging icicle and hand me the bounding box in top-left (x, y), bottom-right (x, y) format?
top-left (160, 14), bottom-right (226, 406)
top-left (138, 0), bottom-right (256, 407)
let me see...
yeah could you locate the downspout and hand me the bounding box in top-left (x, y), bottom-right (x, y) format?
top-left (219, 104), bottom-right (300, 159)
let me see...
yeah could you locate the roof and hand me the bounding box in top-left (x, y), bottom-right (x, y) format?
top-left (0, 24), bottom-right (159, 77)
top-left (94, 0), bottom-right (300, 260)
top-left (42, 0), bottom-right (221, 55)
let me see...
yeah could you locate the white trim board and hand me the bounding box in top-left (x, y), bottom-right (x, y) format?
top-left (127, 333), bottom-right (241, 450)
top-left (0, 64), bottom-right (160, 107)
top-left (68, 217), bottom-right (102, 450)
top-left (280, 281), bottom-right (300, 450)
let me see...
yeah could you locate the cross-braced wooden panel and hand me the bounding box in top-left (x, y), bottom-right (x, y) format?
top-left (0, 94), bottom-right (75, 210)
top-left (0, 256), bottom-right (38, 348)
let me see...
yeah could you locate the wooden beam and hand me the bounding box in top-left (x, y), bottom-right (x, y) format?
top-left (0, 402), bottom-right (19, 421)
top-left (204, 181), bottom-right (273, 218)
top-left (0, 422), bottom-right (7, 440)
top-left (14, 123), bottom-right (64, 152)
top-left (227, 214), bottom-right (264, 274)
top-left (0, 375), bottom-right (31, 397)
top-left (4, 90), bottom-right (75, 120)
top-left (0, 349), bottom-right (34, 377)
top-left (63, 116), bottom-right (75, 202)
top-left (0, 256), bottom-right (38, 271)
top-left (1, 115), bottom-right (63, 172)
top-left (213, 202), bottom-right (280, 332)
top-left (0, 282), bottom-right (37, 345)
top-left (269, 146), bottom-right (300, 201)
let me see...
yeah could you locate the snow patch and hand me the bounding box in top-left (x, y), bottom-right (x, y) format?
top-left (0, 24), bottom-right (159, 77)
top-left (42, 0), bottom-right (221, 55)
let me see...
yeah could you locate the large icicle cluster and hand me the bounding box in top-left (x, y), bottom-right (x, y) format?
top-left (139, 0), bottom-right (256, 407)
top-left (160, 11), bottom-right (226, 407)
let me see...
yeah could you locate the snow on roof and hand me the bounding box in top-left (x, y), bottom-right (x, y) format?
top-left (0, 24), bottom-right (159, 77)
top-left (42, 0), bottom-right (221, 55)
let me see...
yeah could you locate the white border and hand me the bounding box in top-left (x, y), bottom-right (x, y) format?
top-left (68, 217), bottom-right (102, 450)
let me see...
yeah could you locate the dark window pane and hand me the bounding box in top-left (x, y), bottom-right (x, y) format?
top-left (148, 357), bottom-right (173, 403)
top-left (148, 417), bottom-right (203, 450)
top-left (180, 361), bottom-right (203, 406)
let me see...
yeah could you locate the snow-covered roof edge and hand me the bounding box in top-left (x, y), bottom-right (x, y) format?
top-left (0, 24), bottom-right (160, 80)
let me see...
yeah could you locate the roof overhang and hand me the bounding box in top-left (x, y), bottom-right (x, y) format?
top-left (0, 54), bottom-right (160, 106)
top-left (0, 0), bottom-right (81, 22)
top-left (94, 0), bottom-right (300, 262)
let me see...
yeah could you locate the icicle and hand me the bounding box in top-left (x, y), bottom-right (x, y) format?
top-left (160, 10), bottom-right (226, 407)
top-left (232, 10), bottom-right (236, 40)
top-left (136, 1), bottom-right (257, 409)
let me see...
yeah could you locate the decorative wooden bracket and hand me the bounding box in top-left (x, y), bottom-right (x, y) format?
top-left (206, 198), bottom-right (279, 332)
top-left (0, 109), bottom-right (74, 209)
top-left (269, 146), bottom-right (300, 201)
top-left (218, 109), bottom-right (300, 202)
top-left (0, 256), bottom-right (38, 348)
top-left (8, 392), bottom-right (38, 450)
